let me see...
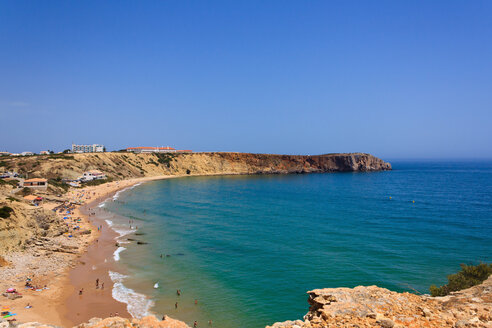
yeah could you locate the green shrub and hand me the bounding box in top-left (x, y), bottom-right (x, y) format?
top-left (430, 263), bottom-right (492, 296)
top-left (0, 179), bottom-right (19, 187)
top-left (83, 177), bottom-right (114, 186)
top-left (154, 153), bottom-right (175, 166)
top-left (0, 206), bottom-right (14, 218)
top-left (6, 196), bottom-right (19, 202)
top-left (48, 178), bottom-right (69, 192)
top-left (20, 187), bottom-right (32, 196)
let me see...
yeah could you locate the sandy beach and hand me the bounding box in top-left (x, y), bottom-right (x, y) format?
top-left (0, 175), bottom-right (175, 327)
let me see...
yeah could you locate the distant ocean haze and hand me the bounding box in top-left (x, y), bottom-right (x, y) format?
top-left (101, 161), bottom-right (492, 328)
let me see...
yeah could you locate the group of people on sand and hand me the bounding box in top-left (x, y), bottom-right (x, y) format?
top-left (96, 278), bottom-right (104, 290)
top-left (78, 278), bottom-right (105, 296)
top-left (24, 277), bottom-right (48, 291)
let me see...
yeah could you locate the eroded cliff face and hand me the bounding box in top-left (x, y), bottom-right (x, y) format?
top-left (267, 276), bottom-right (492, 328)
top-left (1, 315), bottom-right (190, 328)
top-left (1, 152), bottom-right (391, 182)
top-left (0, 194), bottom-right (67, 256)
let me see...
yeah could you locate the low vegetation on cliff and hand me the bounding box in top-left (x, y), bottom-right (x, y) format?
top-left (0, 152), bottom-right (391, 184)
top-left (0, 205), bottom-right (14, 218)
top-left (430, 263), bottom-right (492, 297)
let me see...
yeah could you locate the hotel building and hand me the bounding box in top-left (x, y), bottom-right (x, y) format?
top-left (72, 144), bottom-right (105, 153)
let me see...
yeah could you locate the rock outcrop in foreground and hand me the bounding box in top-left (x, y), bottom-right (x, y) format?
top-left (74, 316), bottom-right (190, 328)
top-left (1, 315), bottom-right (190, 328)
top-left (268, 276), bottom-right (492, 328)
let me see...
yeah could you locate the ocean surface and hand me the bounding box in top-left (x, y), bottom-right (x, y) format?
top-left (100, 161), bottom-right (492, 328)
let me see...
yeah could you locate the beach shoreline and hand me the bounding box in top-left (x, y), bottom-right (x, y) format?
top-left (0, 175), bottom-right (177, 327)
top-left (62, 175), bottom-right (178, 326)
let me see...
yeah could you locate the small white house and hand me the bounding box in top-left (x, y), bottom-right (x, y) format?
top-left (80, 170), bottom-right (106, 182)
top-left (22, 178), bottom-right (48, 190)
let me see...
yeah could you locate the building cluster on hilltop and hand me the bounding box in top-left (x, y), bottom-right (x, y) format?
top-left (126, 146), bottom-right (192, 154)
top-left (0, 143), bottom-right (192, 157)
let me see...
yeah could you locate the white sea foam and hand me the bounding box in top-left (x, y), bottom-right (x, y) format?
top-left (114, 227), bottom-right (133, 239)
top-left (105, 219), bottom-right (114, 227)
top-left (98, 202), bottom-right (106, 208)
top-left (113, 182), bottom-right (142, 201)
top-left (113, 246), bottom-right (126, 261)
top-left (112, 191), bottom-right (121, 201)
top-left (109, 271), bottom-right (154, 319)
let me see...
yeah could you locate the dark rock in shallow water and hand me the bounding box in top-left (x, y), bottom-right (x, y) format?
top-left (137, 241), bottom-right (148, 245)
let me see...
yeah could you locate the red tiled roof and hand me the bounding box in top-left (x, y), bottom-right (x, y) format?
top-left (24, 178), bottom-right (47, 182)
top-left (127, 147), bottom-right (175, 150)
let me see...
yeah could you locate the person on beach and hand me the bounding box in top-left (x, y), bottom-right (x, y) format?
top-left (96, 278), bottom-right (99, 288)
top-left (194, 321), bottom-right (197, 327)
top-left (79, 288), bottom-right (84, 295)
top-left (101, 283), bottom-right (104, 290)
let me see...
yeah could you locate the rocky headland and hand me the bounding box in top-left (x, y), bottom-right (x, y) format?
top-left (0, 152), bottom-right (391, 185)
top-left (267, 275), bottom-right (492, 328)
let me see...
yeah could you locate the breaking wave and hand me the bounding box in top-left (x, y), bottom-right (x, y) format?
top-left (108, 271), bottom-right (154, 319)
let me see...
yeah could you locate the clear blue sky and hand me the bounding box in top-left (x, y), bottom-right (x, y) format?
top-left (1, 1), bottom-right (491, 159)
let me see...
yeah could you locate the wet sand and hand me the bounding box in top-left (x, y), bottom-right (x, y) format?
top-left (63, 203), bottom-right (129, 325)
top-left (62, 176), bottom-right (174, 326)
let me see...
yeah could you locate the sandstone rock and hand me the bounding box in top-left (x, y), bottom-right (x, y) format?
top-left (377, 318), bottom-right (395, 327)
top-left (268, 276), bottom-right (492, 328)
top-left (73, 315), bottom-right (189, 328)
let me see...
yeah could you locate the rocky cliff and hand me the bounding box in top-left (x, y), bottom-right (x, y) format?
top-left (0, 152), bottom-right (391, 183)
top-left (267, 275), bottom-right (492, 328)
top-left (0, 315), bottom-right (190, 328)
top-left (0, 195), bottom-right (68, 256)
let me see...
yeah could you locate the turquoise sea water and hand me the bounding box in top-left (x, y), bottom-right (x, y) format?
top-left (102, 161), bottom-right (492, 328)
